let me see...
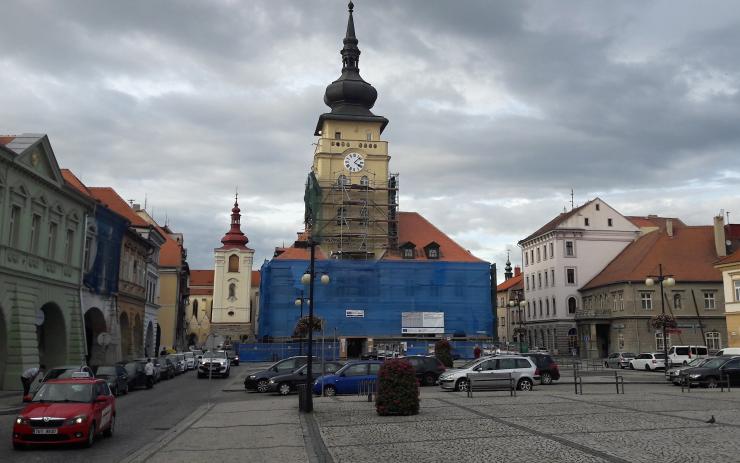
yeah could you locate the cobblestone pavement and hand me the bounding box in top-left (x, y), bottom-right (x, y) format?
top-left (314, 382), bottom-right (740, 463)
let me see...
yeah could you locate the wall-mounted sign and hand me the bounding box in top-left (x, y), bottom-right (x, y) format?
top-left (346, 309), bottom-right (365, 318)
top-left (401, 312), bottom-right (444, 334)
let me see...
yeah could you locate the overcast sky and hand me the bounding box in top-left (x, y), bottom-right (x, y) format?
top-left (3, 0), bottom-right (739, 277)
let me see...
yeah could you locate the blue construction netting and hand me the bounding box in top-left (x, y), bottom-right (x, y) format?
top-left (258, 258), bottom-right (493, 340)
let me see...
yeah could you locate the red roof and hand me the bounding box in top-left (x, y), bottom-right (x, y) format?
top-left (0, 135), bottom-right (15, 145)
top-left (717, 247), bottom-right (740, 266)
top-left (582, 226), bottom-right (722, 290)
top-left (88, 187), bottom-right (150, 227)
top-left (496, 273), bottom-right (523, 292)
top-left (190, 270), bottom-right (214, 286)
top-left (626, 216), bottom-right (686, 230)
top-left (157, 229), bottom-right (184, 267)
top-left (251, 270), bottom-right (261, 287)
top-left (60, 169), bottom-right (93, 198)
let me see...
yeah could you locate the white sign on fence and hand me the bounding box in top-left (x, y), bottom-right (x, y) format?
top-left (401, 312), bottom-right (444, 334)
top-left (346, 309), bottom-right (365, 318)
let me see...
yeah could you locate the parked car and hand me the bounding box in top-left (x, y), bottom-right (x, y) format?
top-left (438, 355), bottom-right (538, 392)
top-left (629, 353), bottom-right (666, 371)
top-left (521, 353), bottom-right (560, 385)
top-left (227, 350), bottom-right (240, 366)
top-left (667, 345), bottom-right (709, 367)
top-left (604, 352), bottom-right (637, 369)
top-left (197, 350), bottom-right (231, 378)
top-left (168, 354), bottom-right (186, 374)
top-left (118, 361), bottom-right (150, 390)
top-left (93, 365), bottom-right (129, 396)
top-left (244, 356), bottom-right (318, 392)
top-left (667, 357), bottom-right (712, 385)
top-left (13, 377), bottom-right (115, 449)
top-left (312, 360), bottom-right (383, 396)
top-left (714, 348), bottom-right (740, 356)
top-left (680, 356), bottom-right (740, 388)
top-left (134, 358), bottom-right (161, 383)
top-left (159, 357), bottom-right (176, 380)
top-left (269, 361), bottom-right (345, 395)
top-left (30, 365), bottom-right (95, 394)
top-left (183, 352), bottom-right (196, 370)
top-left (400, 355), bottom-right (446, 386)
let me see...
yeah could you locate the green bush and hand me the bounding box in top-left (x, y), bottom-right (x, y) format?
top-left (435, 339), bottom-right (453, 367)
top-left (376, 359), bottom-right (419, 416)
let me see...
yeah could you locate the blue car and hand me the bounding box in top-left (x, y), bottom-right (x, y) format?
top-left (312, 360), bottom-right (383, 396)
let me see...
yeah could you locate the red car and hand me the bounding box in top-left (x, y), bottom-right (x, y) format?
top-left (12, 377), bottom-right (116, 449)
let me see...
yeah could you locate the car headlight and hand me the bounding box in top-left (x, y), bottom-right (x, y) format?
top-left (15, 416), bottom-right (28, 425)
top-left (249, 375), bottom-right (256, 379)
top-left (689, 374), bottom-right (702, 379)
top-left (65, 415), bottom-right (88, 425)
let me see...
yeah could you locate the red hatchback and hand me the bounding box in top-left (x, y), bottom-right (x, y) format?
top-left (12, 377), bottom-right (115, 449)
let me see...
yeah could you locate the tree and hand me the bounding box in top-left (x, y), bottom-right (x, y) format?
top-left (435, 339), bottom-right (453, 367)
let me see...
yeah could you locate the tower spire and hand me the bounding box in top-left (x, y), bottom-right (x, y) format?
top-left (342, 1), bottom-right (360, 73)
top-left (220, 194), bottom-right (249, 249)
top-left (504, 250), bottom-right (513, 280)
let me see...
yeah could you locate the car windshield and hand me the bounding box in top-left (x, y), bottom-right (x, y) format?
top-left (702, 357), bottom-right (729, 369)
top-left (688, 358), bottom-right (708, 367)
top-left (204, 351), bottom-right (227, 359)
top-left (460, 358), bottom-right (483, 370)
top-left (96, 366), bottom-right (117, 376)
top-left (33, 383), bottom-right (93, 403)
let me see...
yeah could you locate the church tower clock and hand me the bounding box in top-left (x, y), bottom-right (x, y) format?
top-left (311, 2), bottom-right (398, 260)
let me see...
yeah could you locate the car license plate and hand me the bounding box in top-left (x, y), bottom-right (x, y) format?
top-left (33, 428), bottom-right (58, 435)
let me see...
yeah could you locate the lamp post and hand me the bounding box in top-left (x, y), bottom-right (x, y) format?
top-left (645, 264), bottom-right (676, 378)
top-left (294, 291), bottom-right (310, 356)
top-left (299, 239), bottom-right (330, 413)
top-left (509, 291), bottom-right (526, 353)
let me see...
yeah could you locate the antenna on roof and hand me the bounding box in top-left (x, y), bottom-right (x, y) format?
top-left (563, 206), bottom-right (567, 213)
top-left (165, 212), bottom-right (169, 227)
top-left (570, 189), bottom-right (574, 210)
top-left (144, 193), bottom-right (147, 211)
top-left (728, 211), bottom-right (731, 225)
top-left (128, 199), bottom-right (135, 206)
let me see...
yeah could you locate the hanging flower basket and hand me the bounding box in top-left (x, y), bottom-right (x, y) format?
top-left (513, 327), bottom-right (527, 336)
top-left (650, 314), bottom-right (677, 330)
top-left (293, 316), bottom-right (324, 337)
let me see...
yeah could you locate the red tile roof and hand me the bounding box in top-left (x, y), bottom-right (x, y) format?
top-left (88, 187), bottom-right (150, 227)
top-left (190, 270), bottom-right (214, 286)
top-left (496, 273), bottom-right (523, 292)
top-left (156, 228), bottom-right (183, 267)
top-left (0, 136), bottom-right (16, 145)
top-left (252, 270), bottom-right (261, 287)
top-left (582, 226), bottom-right (722, 290)
top-left (716, 248), bottom-right (740, 266)
top-left (190, 288), bottom-right (213, 296)
top-left (626, 216), bottom-right (686, 230)
top-left (60, 169), bottom-right (93, 198)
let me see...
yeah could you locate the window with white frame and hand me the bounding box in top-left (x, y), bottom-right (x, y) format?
top-left (640, 292), bottom-right (653, 310)
top-left (542, 245), bottom-right (547, 260)
top-left (735, 280), bottom-right (740, 302)
top-left (9, 205), bottom-right (22, 248)
top-left (530, 249), bottom-right (534, 263)
top-left (673, 293), bottom-right (682, 310)
top-left (566, 267), bottom-right (576, 285)
top-left (552, 297), bottom-right (556, 315)
top-left (565, 240), bottom-right (575, 257)
top-left (525, 275), bottom-right (530, 290)
top-left (525, 253), bottom-right (529, 266)
top-left (544, 271), bottom-right (548, 287)
top-left (539, 300), bottom-right (543, 316)
top-left (703, 291), bottom-right (716, 310)
top-left (618, 333), bottom-right (625, 350)
top-left (551, 269), bottom-right (555, 285)
top-left (538, 272), bottom-right (542, 288)
top-left (549, 242), bottom-right (554, 258)
top-left (546, 298), bottom-right (550, 315)
top-left (656, 332), bottom-right (671, 351)
top-left (706, 331), bottom-right (721, 350)
top-left (536, 248), bottom-right (541, 261)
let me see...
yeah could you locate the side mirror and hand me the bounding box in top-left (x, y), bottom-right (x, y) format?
top-left (23, 395), bottom-right (33, 403)
top-left (95, 395), bottom-right (108, 403)
top-left (473, 366), bottom-right (482, 372)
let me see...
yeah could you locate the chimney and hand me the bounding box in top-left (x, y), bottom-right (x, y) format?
top-left (514, 266), bottom-right (521, 277)
top-left (714, 215), bottom-right (727, 257)
top-left (666, 219), bottom-right (673, 237)
top-left (132, 203), bottom-right (141, 211)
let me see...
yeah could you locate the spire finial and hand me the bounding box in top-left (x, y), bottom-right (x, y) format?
top-left (234, 186), bottom-right (239, 205)
top-left (348, 1), bottom-right (354, 13)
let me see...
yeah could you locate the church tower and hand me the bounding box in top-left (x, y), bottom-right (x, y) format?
top-left (211, 195), bottom-right (255, 341)
top-left (311, 2), bottom-right (398, 259)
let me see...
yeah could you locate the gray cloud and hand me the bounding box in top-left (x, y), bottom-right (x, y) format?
top-left (2, 0), bottom-right (739, 279)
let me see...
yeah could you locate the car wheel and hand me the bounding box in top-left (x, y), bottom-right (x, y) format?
top-left (278, 383), bottom-right (292, 396)
top-left (707, 377), bottom-right (718, 389)
top-left (619, 364), bottom-right (625, 370)
top-left (645, 364), bottom-right (651, 371)
top-left (629, 363), bottom-right (634, 370)
top-left (103, 415), bottom-right (115, 438)
top-left (518, 378), bottom-right (533, 391)
top-left (540, 372), bottom-right (553, 385)
top-left (84, 422), bottom-right (96, 448)
top-left (324, 385), bottom-right (337, 397)
top-left (256, 379), bottom-right (270, 393)
top-left (423, 373), bottom-right (437, 386)
top-left (455, 379), bottom-right (469, 392)
top-left (683, 361), bottom-right (688, 366)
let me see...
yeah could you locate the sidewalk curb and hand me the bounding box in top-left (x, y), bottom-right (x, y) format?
top-left (120, 402), bottom-right (213, 463)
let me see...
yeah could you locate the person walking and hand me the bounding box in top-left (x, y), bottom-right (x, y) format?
top-left (144, 358), bottom-right (155, 389)
top-left (21, 365), bottom-right (45, 397)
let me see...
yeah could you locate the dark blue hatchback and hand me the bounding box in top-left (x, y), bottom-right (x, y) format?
top-left (312, 360), bottom-right (383, 396)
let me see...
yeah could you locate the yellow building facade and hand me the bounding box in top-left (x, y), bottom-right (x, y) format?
top-left (717, 249), bottom-right (740, 347)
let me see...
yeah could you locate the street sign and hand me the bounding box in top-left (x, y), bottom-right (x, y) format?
top-left (346, 309), bottom-right (364, 318)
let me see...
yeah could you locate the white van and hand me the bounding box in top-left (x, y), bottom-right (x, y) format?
top-left (667, 345), bottom-right (709, 366)
top-left (715, 347), bottom-right (740, 356)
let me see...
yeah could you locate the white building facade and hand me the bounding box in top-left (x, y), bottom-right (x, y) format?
top-left (518, 198), bottom-right (639, 354)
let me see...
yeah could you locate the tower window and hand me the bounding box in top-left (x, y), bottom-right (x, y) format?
top-left (228, 283), bottom-right (236, 300)
top-left (360, 175), bottom-right (369, 187)
top-left (366, 132), bottom-right (372, 141)
top-left (334, 132), bottom-right (341, 140)
top-left (337, 174), bottom-right (350, 187)
top-left (228, 254), bottom-right (239, 272)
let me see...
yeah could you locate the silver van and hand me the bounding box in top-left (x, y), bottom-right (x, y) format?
top-left (667, 346), bottom-right (709, 366)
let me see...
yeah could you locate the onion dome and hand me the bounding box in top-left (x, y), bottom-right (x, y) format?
top-left (220, 194), bottom-right (249, 249)
top-left (315, 2), bottom-right (388, 135)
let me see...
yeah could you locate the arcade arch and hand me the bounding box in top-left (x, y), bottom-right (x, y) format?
top-left (84, 307), bottom-right (107, 366)
top-left (37, 303), bottom-right (67, 367)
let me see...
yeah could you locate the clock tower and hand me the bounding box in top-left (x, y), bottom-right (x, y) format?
top-left (311, 2), bottom-right (398, 259)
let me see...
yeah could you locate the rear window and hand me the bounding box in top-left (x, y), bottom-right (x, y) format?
top-left (696, 347), bottom-right (708, 355)
top-left (653, 354), bottom-right (666, 359)
top-left (515, 359), bottom-right (532, 368)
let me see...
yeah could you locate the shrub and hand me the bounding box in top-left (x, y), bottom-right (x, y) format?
top-left (292, 316), bottom-right (323, 337)
top-left (435, 339), bottom-right (453, 367)
top-left (376, 359), bottom-right (419, 416)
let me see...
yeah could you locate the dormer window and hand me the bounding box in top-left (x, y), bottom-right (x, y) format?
top-left (400, 242), bottom-right (416, 259)
top-left (403, 248), bottom-right (414, 258)
top-left (423, 241), bottom-right (441, 259)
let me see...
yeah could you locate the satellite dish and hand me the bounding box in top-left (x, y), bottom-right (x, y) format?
top-left (97, 332), bottom-right (112, 347)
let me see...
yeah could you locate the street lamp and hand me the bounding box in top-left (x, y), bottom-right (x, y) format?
top-left (299, 246), bottom-right (330, 413)
top-left (294, 292), bottom-right (310, 355)
top-left (645, 264), bottom-right (676, 378)
top-left (509, 292), bottom-right (526, 353)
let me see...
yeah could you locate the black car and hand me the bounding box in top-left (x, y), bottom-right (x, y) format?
top-left (159, 357), bottom-right (176, 380)
top-left (118, 360), bottom-right (150, 390)
top-left (244, 356), bottom-right (318, 392)
top-left (227, 350), bottom-right (240, 366)
top-left (680, 356), bottom-right (740, 388)
top-left (400, 355), bottom-right (447, 386)
top-left (93, 365), bottom-right (129, 396)
top-left (521, 353), bottom-right (560, 385)
top-left (268, 361), bottom-right (345, 395)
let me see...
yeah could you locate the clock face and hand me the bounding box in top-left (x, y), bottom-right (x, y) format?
top-left (343, 152), bottom-right (365, 173)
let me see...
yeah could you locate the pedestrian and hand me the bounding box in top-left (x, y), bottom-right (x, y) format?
top-left (473, 345), bottom-right (482, 358)
top-left (145, 358), bottom-right (155, 389)
top-left (21, 364), bottom-right (45, 397)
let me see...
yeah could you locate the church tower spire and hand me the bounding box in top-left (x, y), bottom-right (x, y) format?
top-left (504, 250), bottom-right (513, 280)
top-left (220, 193), bottom-right (249, 249)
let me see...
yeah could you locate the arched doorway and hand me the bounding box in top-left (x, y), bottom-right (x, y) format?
top-left (120, 312), bottom-right (131, 360)
top-left (133, 315), bottom-right (143, 358)
top-left (145, 322), bottom-right (154, 358)
top-left (84, 308), bottom-right (107, 367)
top-left (37, 303), bottom-right (67, 367)
top-left (0, 306), bottom-right (7, 388)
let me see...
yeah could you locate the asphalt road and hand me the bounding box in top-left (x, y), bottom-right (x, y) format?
top-left (0, 364), bottom-right (264, 463)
